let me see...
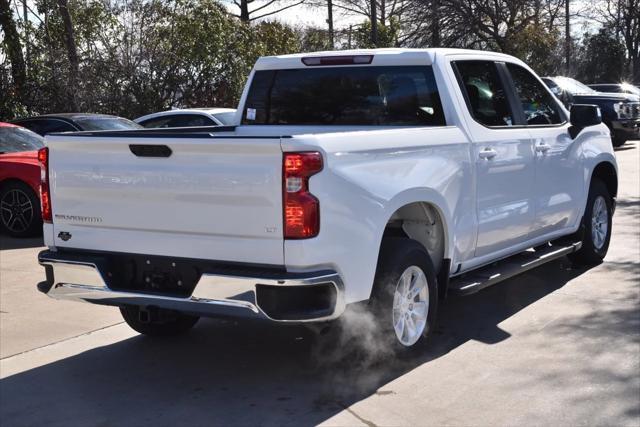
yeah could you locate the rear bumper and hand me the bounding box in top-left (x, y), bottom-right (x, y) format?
top-left (38, 250), bottom-right (345, 323)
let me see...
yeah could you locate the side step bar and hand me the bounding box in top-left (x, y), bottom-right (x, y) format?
top-left (449, 242), bottom-right (582, 296)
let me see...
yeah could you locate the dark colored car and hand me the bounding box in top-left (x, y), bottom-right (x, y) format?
top-left (11, 113), bottom-right (143, 136)
top-left (543, 76), bottom-right (640, 147)
top-left (588, 83), bottom-right (640, 97)
top-left (0, 123), bottom-right (45, 237)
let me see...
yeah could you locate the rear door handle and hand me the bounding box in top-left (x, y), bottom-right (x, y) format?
top-left (478, 148), bottom-right (497, 160)
top-left (535, 143), bottom-right (551, 153)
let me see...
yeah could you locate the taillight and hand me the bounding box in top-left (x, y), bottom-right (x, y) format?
top-left (283, 152), bottom-right (323, 239)
top-left (37, 147), bottom-right (52, 223)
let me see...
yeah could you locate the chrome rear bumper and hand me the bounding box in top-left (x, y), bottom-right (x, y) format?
top-left (38, 251), bottom-right (345, 323)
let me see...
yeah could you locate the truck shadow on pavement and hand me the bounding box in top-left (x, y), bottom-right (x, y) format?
top-left (0, 235), bottom-right (44, 250)
top-left (614, 140), bottom-right (637, 152)
top-left (2, 254), bottom-right (638, 426)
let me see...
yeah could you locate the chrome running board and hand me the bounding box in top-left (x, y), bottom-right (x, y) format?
top-left (449, 242), bottom-right (582, 296)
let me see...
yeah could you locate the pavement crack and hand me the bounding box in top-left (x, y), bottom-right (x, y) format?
top-left (337, 402), bottom-right (378, 427)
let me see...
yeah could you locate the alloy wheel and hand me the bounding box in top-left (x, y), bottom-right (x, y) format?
top-left (591, 195), bottom-right (608, 250)
top-left (0, 189), bottom-right (34, 234)
top-left (392, 265), bottom-right (429, 346)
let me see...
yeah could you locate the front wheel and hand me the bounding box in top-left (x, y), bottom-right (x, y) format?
top-left (568, 179), bottom-right (613, 266)
top-left (120, 306), bottom-right (199, 336)
top-left (370, 237), bottom-right (438, 352)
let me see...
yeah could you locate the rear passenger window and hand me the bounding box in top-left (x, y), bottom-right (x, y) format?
top-left (454, 61), bottom-right (514, 127)
top-left (506, 64), bottom-right (565, 125)
top-left (140, 115), bottom-right (215, 128)
top-left (140, 117), bottom-right (172, 128)
top-left (243, 66), bottom-right (445, 126)
top-left (168, 115), bottom-right (216, 127)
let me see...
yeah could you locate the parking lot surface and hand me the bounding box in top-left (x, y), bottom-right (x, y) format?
top-left (1, 141), bottom-right (638, 426)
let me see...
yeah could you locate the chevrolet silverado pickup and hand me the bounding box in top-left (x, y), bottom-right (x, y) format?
top-left (36, 49), bottom-right (618, 350)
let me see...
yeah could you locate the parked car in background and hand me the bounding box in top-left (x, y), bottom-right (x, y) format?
top-left (588, 83), bottom-right (640, 96)
top-left (0, 123), bottom-right (44, 237)
top-left (11, 113), bottom-right (142, 136)
top-left (542, 76), bottom-right (640, 147)
top-left (135, 108), bottom-right (237, 128)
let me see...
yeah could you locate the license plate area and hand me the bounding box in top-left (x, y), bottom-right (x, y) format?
top-left (104, 254), bottom-right (201, 297)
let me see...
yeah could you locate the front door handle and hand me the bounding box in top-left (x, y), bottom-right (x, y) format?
top-left (535, 143), bottom-right (551, 153)
top-left (478, 148), bottom-right (497, 160)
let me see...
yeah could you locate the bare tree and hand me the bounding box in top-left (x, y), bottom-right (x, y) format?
top-left (330, 0), bottom-right (411, 24)
top-left (591, 0), bottom-right (640, 81)
top-left (227, 0), bottom-right (306, 22)
top-left (0, 0), bottom-right (26, 92)
top-left (56, 0), bottom-right (79, 109)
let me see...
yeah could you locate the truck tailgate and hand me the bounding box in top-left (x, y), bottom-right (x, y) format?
top-left (46, 134), bottom-right (284, 265)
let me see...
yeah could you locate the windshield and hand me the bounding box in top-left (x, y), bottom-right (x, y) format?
top-left (621, 83), bottom-right (640, 96)
top-left (74, 117), bottom-right (143, 131)
top-left (552, 77), bottom-right (598, 95)
top-left (0, 127), bottom-right (44, 153)
top-left (213, 111), bottom-right (236, 125)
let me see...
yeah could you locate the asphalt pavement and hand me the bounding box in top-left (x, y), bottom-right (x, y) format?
top-left (1, 141), bottom-right (638, 426)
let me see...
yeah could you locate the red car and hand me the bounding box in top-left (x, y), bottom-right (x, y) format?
top-left (0, 122), bottom-right (44, 237)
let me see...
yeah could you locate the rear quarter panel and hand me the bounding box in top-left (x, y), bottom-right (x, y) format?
top-left (282, 126), bottom-right (473, 304)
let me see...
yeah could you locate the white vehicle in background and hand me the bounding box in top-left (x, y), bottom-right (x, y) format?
top-left (135, 108), bottom-right (237, 128)
top-left (37, 49), bottom-right (617, 352)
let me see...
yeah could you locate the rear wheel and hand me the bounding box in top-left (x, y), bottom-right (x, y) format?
top-left (568, 179), bottom-right (613, 265)
top-left (370, 237), bottom-right (438, 352)
top-left (119, 306), bottom-right (199, 336)
top-left (0, 181), bottom-right (42, 238)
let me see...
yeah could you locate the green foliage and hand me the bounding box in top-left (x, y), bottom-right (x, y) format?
top-left (351, 19), bottom-right (400, 49)
top-left (298, 27), bottom-right (331, 52)
top-left (0, 65), bottom-right (28, 119)
top-left (0, 0), bottom-right (305, 120)
top-left (505, 24), bottom-right (563, 76)
top-left (1, 0), bottom-right (634, 120)
top-left (575, 28), bottom-right (627, 83)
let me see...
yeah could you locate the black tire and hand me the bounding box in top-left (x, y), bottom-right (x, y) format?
top-left (370, 237), bottom-right (438, 353)
top-left (119, 306), bottom-right (199, 336)
top-left (0, 181), bottom-right (42, 238)
top-left (568, 178), bottom-right (613, 266)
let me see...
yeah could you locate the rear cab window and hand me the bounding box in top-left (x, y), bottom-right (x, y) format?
top-left (242, 66), bottom-right (446, 126)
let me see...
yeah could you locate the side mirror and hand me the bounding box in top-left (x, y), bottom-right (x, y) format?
top-left (570, 104), bottom-right (602, 127)
top-left (569, 104), bottom-right (602, 138)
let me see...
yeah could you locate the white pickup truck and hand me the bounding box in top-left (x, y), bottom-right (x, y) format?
top-left (37, 48), bottom-right (617, 351)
